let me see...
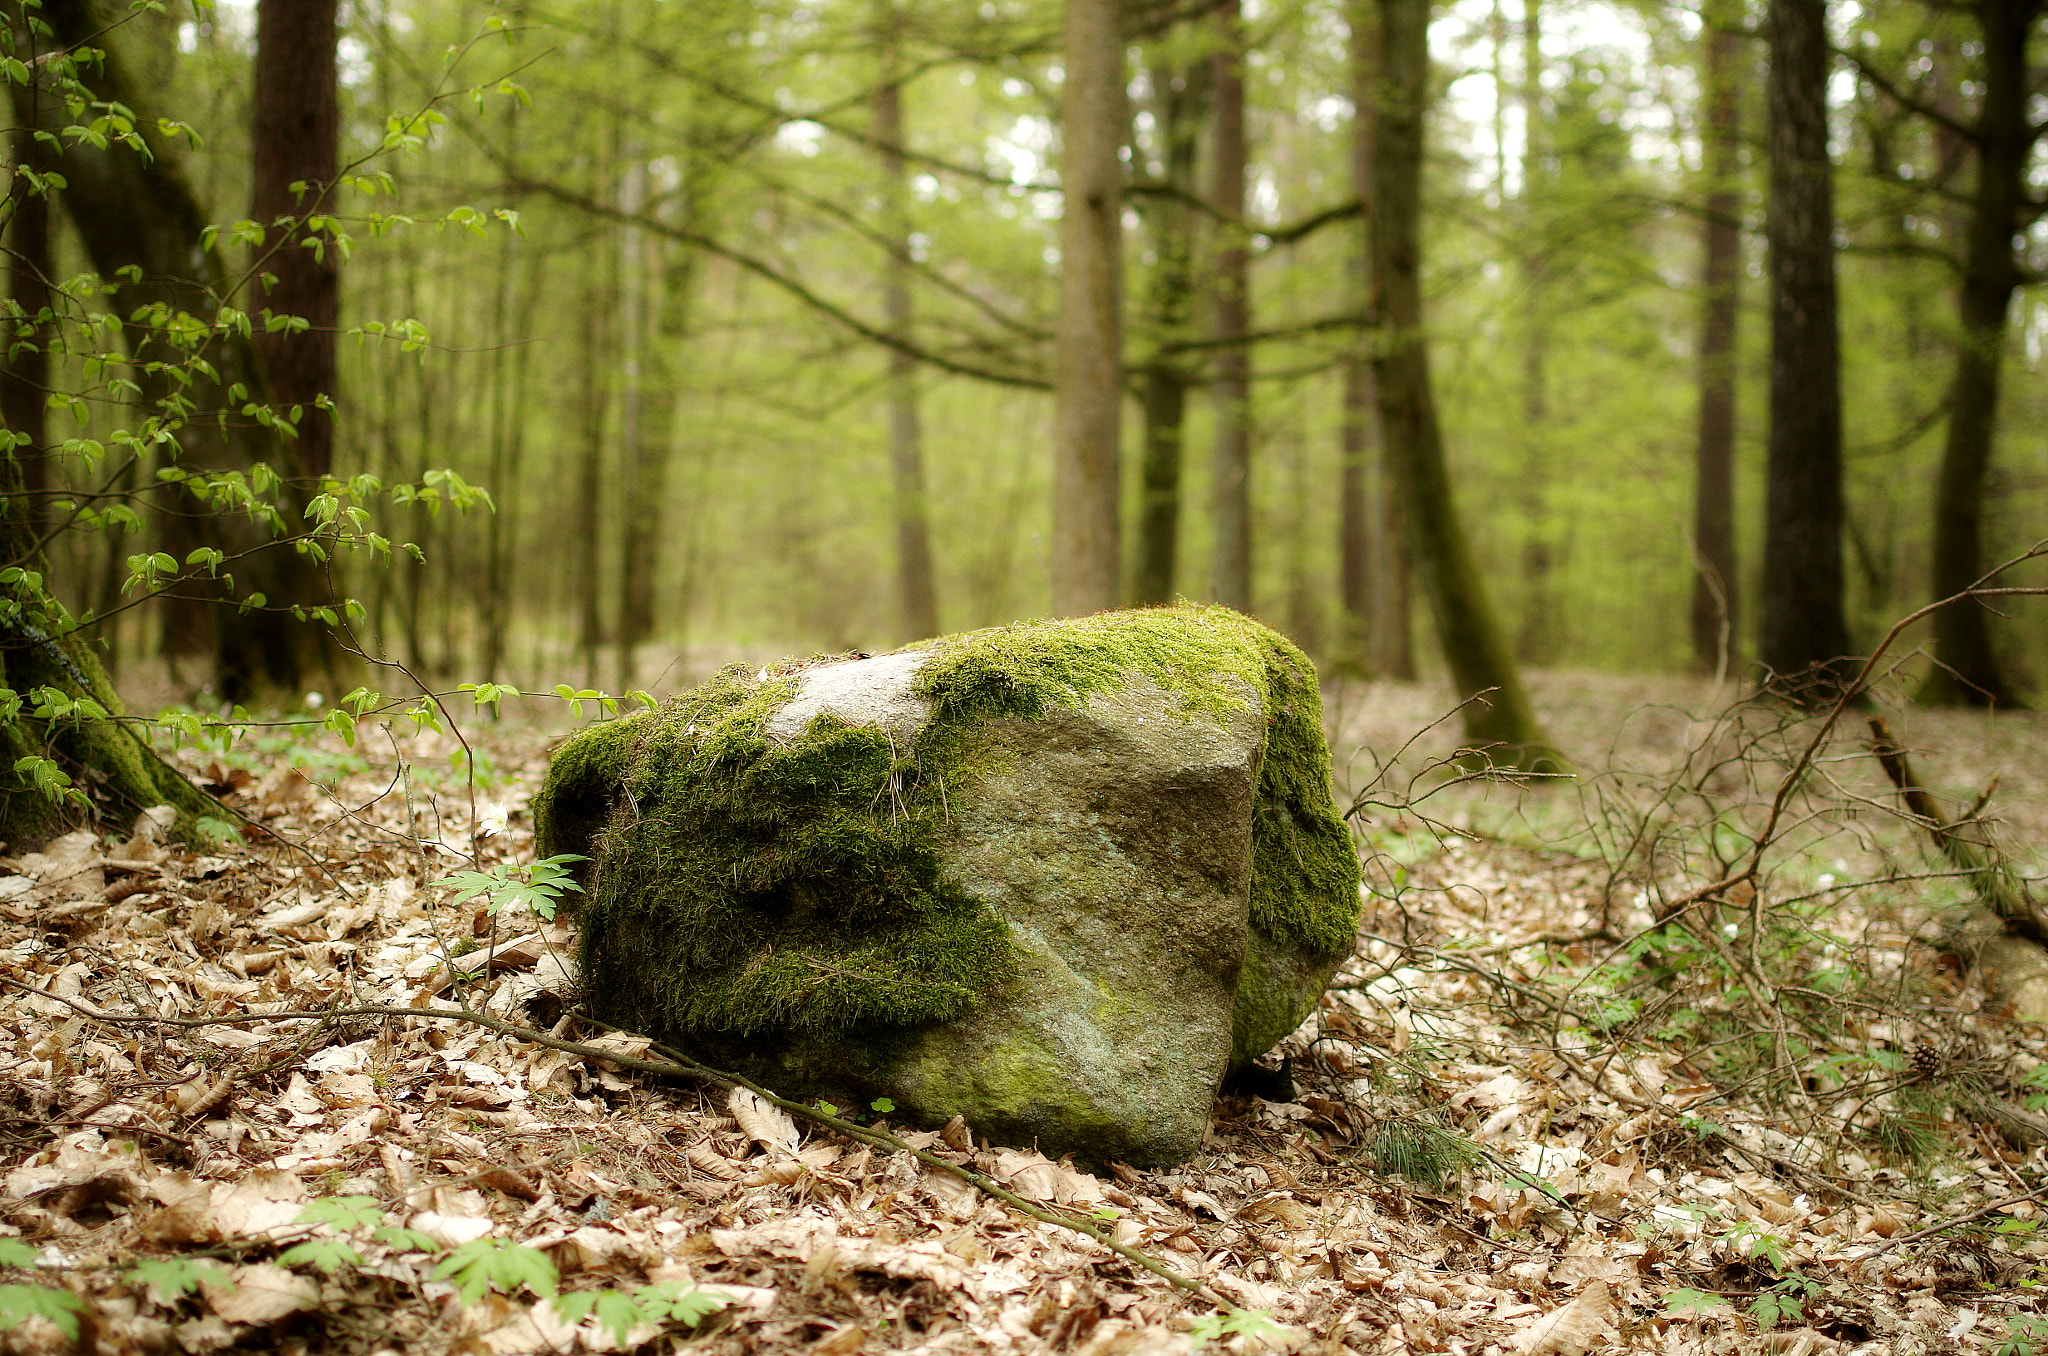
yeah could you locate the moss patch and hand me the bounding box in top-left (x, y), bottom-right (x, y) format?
top-left (545, 604), bottom-right (1360, 1045)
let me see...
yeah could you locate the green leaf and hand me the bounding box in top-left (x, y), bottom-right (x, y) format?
top-left (277, 1238), bottom-right (363, 1275)
top-left (127, 1257), bottom-right (227, 1301)
top-left (0, 1241), bottom-right (34, 1269)
top-left (434, 1239), bottom-right (558, 1306)
top-left (555, 1289), bottom-right (649, 1343)
top-left (0, 1284), bottom-right (84, 1340)
top-left (1661, 1288), bottom-right (1728, 1318)
top-left (297, 1195), bottom-right (385, 1233)
top-left (372, 1225), bottom-right (446, 1255)
top-left (870, 1097), bottom-right (896, 1114)
top-left (634, 1280), bottom-right (731, 1327)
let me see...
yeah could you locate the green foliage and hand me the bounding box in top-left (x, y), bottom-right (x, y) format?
top-left (1998, 1316), bottom-right (2048, 1356)
top-left (297, 1195), bottom-right (385, 1233)
top-left (1661, 1288), bottom-right (1729, 1319)
top-left (555, 1279), bottom-right (732, 1342)
top-left (870, 1097), bottom-right (896, 1113)
top-left (0, 1284), bottom-right (85, 1340)
top-left (1369, 1119), bottom-right (1481, 1189)
top-left (1747, 1276), bottom-right (1821, 1330)
top-left (277, 1238), bottom-right (365, 1275)
top-left (127, 1257), bottom-right (231, 1301)
top-left (435, 1238), bottom-right (560, 1305)
top-left (442, 854), bottom-right (587, 921)
top-left (1188, 1308), bottom-right (1285, 1351)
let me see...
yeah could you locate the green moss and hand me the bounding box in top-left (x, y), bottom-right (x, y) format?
top-left (549, 605), bottom-right (1361, 1046)
top-left (914, 604), bottom-right (1358, 958)
top-left (0, 626), bottom-right (220, 851)
top-left (532, 711), bottom-right (649, 873)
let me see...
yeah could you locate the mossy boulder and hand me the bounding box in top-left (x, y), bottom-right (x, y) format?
top-left (534, 605), bottom-right (1360, 1165)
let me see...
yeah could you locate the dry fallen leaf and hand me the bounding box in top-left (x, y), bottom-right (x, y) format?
top-left (1510, 1279), bottom-right (1616, 1356)
top-left (728, 1086), bottom-right (800, 1153)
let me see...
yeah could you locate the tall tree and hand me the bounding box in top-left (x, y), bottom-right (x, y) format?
top-left (1759, 0), bottom-right (1851, 695)
top-left (1916, 0), bottom-right (2042, 706)
top-left (1131, 41), bottom-right (1206, 607)
top-left (251, 0), bottom-right (340, 477)
top-left (1690, 2), bottom-right (1744, 677)
top-left (1514, 0), bottom-right (1555, 663)
top-left (22, 0), bottom-right (350, 702)
top-left (1339, 0), bottom-right (1412, 678)
top-left (875, 7), bottom-right (942, 640)
top-left (1208, 0), bottom-right (1252, 613)
top-left (1051, 0), bottom-right (1127, 615)
top-left (1, 122), bottom-right (50, 543)
top-left (1368, 0), bottom-right (1562, 769)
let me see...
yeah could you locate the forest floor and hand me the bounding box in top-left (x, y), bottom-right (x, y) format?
top-left (2, 671), bottom-right (2047, 1355)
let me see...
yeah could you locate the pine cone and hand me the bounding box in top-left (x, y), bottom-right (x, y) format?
top-left (1908, 1041), bottom-right (1943, 1079)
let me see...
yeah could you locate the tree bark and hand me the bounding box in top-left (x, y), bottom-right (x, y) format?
top-left (1514, 0), bottom-right (1554, 665)
top-left (251, 0), bottom-right (340, 478)
top-left (1052, 0), bottom-right (1126, 616)
top-left (1759, 0), bottom-right (1851, 698)
top-left (1369, 0), bottom-right (1562, 771)
top-left (1918, 0), bottom-right (2039, 708)
top-left (875, 19), bottom-right (941, 640)
top-left (1340, 0), bottom-right (1412, 680)
top-left (1691, 9), bottom-right (1744, 678)
top-left (1, 123), bottom-right (51, 543)
top-left (1132, 43), bottom-right (1204, 607)
top-left (23, 0), bottom-right (351, 704)
top-left (1208, 0), bottom-right (1252, 614)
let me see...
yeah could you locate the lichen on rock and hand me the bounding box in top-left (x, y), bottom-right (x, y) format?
top-left (533, 604), bottom-right (1361, 1164)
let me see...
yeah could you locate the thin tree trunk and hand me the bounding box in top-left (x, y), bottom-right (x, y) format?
top-left (1691, 9), bottom-right (1744, 677)
top-left (615, 150), bottom-right (656, 693)
top-left (874, 18), bottom-right (941, 640)
top-left (1759, 0), bottom-right (1850, 698)
top-left (1051, 0), bottom-right (1125, 616)
top-left (251, 0), bottom-right (339, 477)
top-left (1, 124), bottom-right (51, 542)
top-left (1369, 0), bottom-right (1562, 771)
top-left (577, 269), bottom-right (611, 687)
top-left (1920, 0), bottom-right (2038, 707)
top-left (1132, 44), bottom-right (1204, 607)
top-left (1208, 0), bottom-right (1252, 613)
top-left (1341, 0), bottom-right (1412, 680)
top-left (1514, 0), bottom-right (1554, 664)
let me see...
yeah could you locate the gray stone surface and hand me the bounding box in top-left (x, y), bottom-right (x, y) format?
top-left (747, 652), bottom-right (1268, 1165)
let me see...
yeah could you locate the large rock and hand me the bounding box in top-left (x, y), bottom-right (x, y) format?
top-left (533, 606), bottom-right (1359, 1165)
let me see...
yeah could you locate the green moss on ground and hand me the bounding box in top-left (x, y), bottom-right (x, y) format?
top-left (544, 604), bottom-right (1361, 1044)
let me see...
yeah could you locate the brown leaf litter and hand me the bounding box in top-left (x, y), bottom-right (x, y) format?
top-left (0, 690), bottom-right (2043, 1354)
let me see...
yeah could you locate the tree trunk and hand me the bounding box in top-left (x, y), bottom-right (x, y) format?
top-left (25, 0), bottom-right (351, 704)
top-left (875, 21), bottom-right (941, 640)
top-left (1691, 9), bottom-right (1744, 678)
top-left (1, 123), bottom-right (51, 543)
top-left (1759, 0), bottom-right (1850, 699)
top-left (1340, 1), bottom-right (1413, 680)
top-left (1514, 0), bottom-right (1554, 665)
top-left (1051, 0), bottom-right (1126, 616)
top-left (615, 149), bottom-right (667, 693)
top-left (1208, 0), bottom-right (1253, 614)
top-left (1919, 0), bottom-right (2038, 708)
top-left (1132, 43), bottom-right (1204, 607)
top-left (251, 0), bottom-right (340, 478)
top-left (1369, 0), bottom-right (1562, 772)
top-left (0, 452), bottom-right (220, 851)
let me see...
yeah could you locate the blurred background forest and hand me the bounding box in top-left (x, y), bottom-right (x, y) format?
top-left (14, 0), bottom-right (2048, 712)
